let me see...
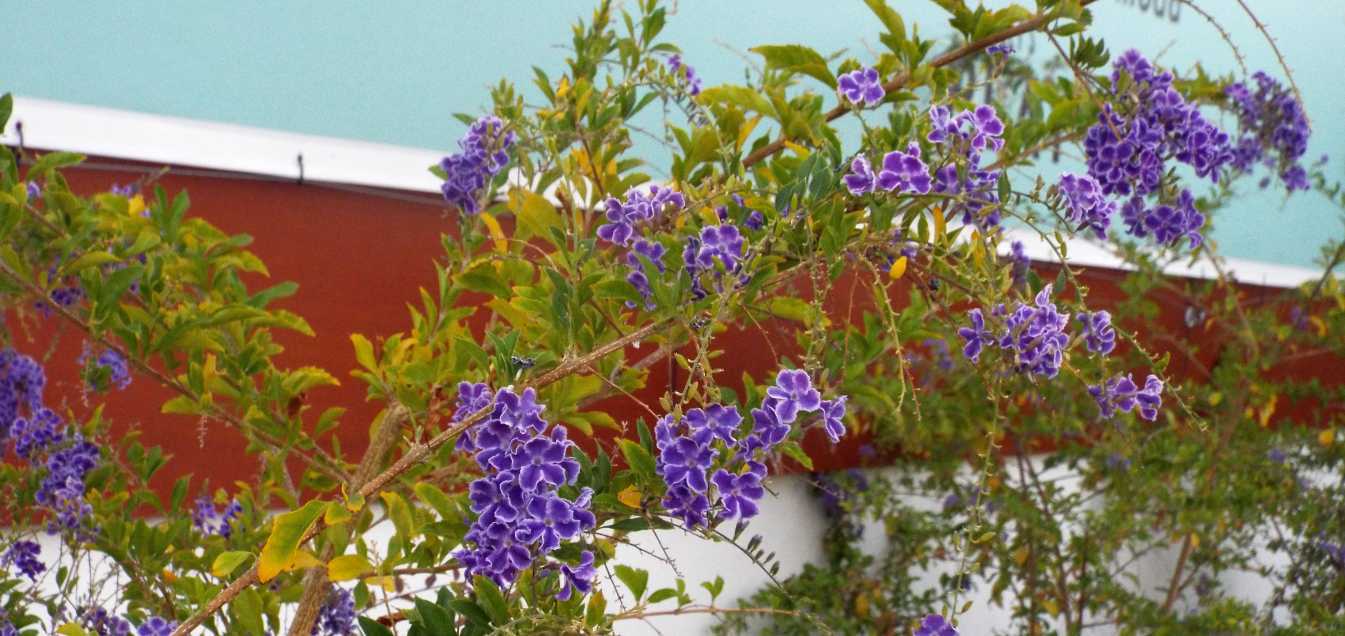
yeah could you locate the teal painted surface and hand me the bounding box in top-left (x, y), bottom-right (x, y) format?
top-left (3, 1), bottom-right (1342, 267)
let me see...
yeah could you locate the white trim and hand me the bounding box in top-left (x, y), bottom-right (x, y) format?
top-left (1, 96), bottom-right (1323, 289)
top-left (997, 228), bottom-right (1321, 289)
top-left (2, 96), bottom-right (445, 193)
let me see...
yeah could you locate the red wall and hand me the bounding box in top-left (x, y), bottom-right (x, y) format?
top-left (13, 161), bottom-right (1341, 499)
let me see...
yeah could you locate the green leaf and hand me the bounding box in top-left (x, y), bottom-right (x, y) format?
top-left (29, 151), bottom-right (84, 176)
top-left (778, 440), bottom-right (815, 470)
top-left (751, 44), bottom-right (837, 88)
top-left (160, 395), bottom-right (199, 415)
top-left (585, 590), bottom-right (608, 627)
top-left (448, 600), bottom-right (492, 628)
top-left (618, 439), bottom-right (656, 480)
top-left (258, 500), bottom-right (325, 582)
top-left (0, 93), bottom-right (11, 131)
top-left (863, 0), bottom-right (907, 43)
top-left (328, 554), bottom-right (374, 581)
top-left (381, 491), bottom-right (417, 541)
top-left (414, 482), bottom-right (459, 522)
top-left (513, 190), bottom-right (564, 245)
top-left (413, 597), bottom-right (457, 635)
top-left (351, 334), bottom-right (376, 371)
top-left (472, 575), bottom-right (508, 624)
top-left (357, 616), bottom-right (395, 636)
top-left (767, 296), bottom-right (815, 323)
top-left (458, 262), bottom-right (512, 298)
top-left (613, 564), bottom-right (648, 601)
top-left (647, 588), bottom-right (679, 604)
top-left (212, 551), bottom-right (252, 578)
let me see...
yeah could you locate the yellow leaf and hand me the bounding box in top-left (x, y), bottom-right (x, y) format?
top-left (932, 206), bottom-right (946, 241)
top-left (327, 554), bottom-right (374, 582)
top-left (1319, 428), bottom-right (1335, 447)
top-left (1310, 316), bottom-right (1327, 337)
top-left (1042, 598), bottom-right (1059, 616)
top-left (162, 568), bottom-right (177, 583)
top-left (737, 116), bottom-right (762, 151)
top-left (479, 212), bottom-right (509, 254)
top-left (128, 194), bottom-right (146, 216)
top-left (617, 485), bottom-right (643, 509)
top-left (1189, 533), bottom-right (1200, 550)
top-left (366, 575), bottom-right (397, 592)
top-left (288, 550), bottom-right (325, 573)
top-left (1208, 392), bottom-right (1222, 407)
top-left (1013, 546), bottom-right (1030, 566)
top-left (889, 255), bottom-right (908, 280)
top-left (258, 500), bottom-right (326, 582)
top-left (556, 76), bottom-right (570, 99)
top-left (1258, 394), bottom-right (1278, 428)
top-left (324, 501), bottom-right (352, 526)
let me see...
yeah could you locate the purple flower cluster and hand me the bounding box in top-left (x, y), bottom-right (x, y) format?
top-left (1080, 50), bottom-right (1236, 248)
top-left (2, 540), bottom-right (43, 580)
top-left (80, 346), bottom-right (132, 392)
top-left (313, 588), bottom-right (356, 635)
top-left (838, 67), bottom-right (885, 106)
top-left (1008, 240), bottom-right (1030, 288)
top-left (80, 606), bottom-right (133, 635)
top-left (986, 43), bottom-right (1014, 57)
top-left (844, 143), bottom-right (932, 197)
top-left (1226, 71), bottom-right (1311, 190)
top-left (1077, 310), bottom-right (1116, 356)
top-left (439, 116), bottom-right (516, 214)
top-left (453, 383), bottom-right (596, 592)
top-left (135, 617), bottom-right (177, 636)
top-left (667, 54), bottom-right (702, 97)
top-left (683, 223), bottom-right (747, 300)
top-left (926, 105), bottom-right (1006, 231)
top-left (192, 496), bottom-right (243, 538)
top-left (1057, 172), bottom-right (1115, 239)
top-left (914, 614), bottom-right (959, 636)
top-left (957, 285), bottom-right (1073, 379)
top-left (2, 349), bottom-right (101, 534)
top-left (597, 186), bottom-right (687, 309)
top-left (654, 369), bottom-right (846, 529)
top-left (1088, 373), bottom-right (1164, 420)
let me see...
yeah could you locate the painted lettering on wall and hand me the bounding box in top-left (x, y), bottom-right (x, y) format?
top-left (1114, 0), bottom-right (1182, 23)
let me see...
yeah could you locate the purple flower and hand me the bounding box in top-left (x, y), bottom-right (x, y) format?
top-left (1226, 71), bottom-right (1311, 191)
top-left (517, 492), bottom-right (591, 552)
top-left (26, 181), bottom-right (40, 200)
top-left (818, 397), bottom-right (847, 443)
top-left (2, 541), bottom-right (43, 580)
top-left (658, 436), bottom-right (717, 493)
top-left (844, 155), bottom-right (877, 195)
top-left (1009, 240), bottom-right (1030, 288)
top-left (838, 67), bottom-right (885, 106)
top-left (684, 403), bottom-right (743, 446)
top-left (957, 309), bottom-right (995, 363)
top-left (915, 613), bottom-right (959, 635)
top-left (136, 617), bottom-right (177, 636)
top-left (765, 369), bottom-right (822, 424)
top-left (742, 404), bottom-right (790, 455)
top-left (667, 54), bottom-right (702, 96)
top-left (662, 483), bottom-right (711, 528)
top-left (712, 466), bottom-right (766, 520)
top-left (453, 386), bottom-right (595, 589)
top-left (313, 588), bottom-right (356, 635)
top-left (1077, 310), bottom-right (1116, 356)
top-left (439, 116), bottom-right (515, 214)
top-left (81, 607), bottom-right (133, 636)
top-left (556, 550), bottom-right (596, 601)
top-left (193, 496), bottom-right (243, 538)
top-left (1088, 373), bottom-right (1164, 420)
top-left (926, 105), bottom-right (1005, 230)
top-left (1057, 172), bottom-right (1115, 239)
top-left (987, 43), bottom-right (1014, 56)
top-left (877, 143), bottom-right (932, 194)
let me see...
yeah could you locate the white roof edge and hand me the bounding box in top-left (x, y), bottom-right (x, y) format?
top-left (1, 96), bottom-right (446, 193)
top-left (1, 97), bottom-right (1320, 289)
top-left (997, 228), bottom-right (1321, 289)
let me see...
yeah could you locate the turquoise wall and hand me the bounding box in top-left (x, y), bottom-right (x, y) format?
top-left (3, 1), bottom-right (1342, 267)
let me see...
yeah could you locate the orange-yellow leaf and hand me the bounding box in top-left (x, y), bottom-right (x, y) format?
top-left (889, 256), bottom-right (908, 280)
